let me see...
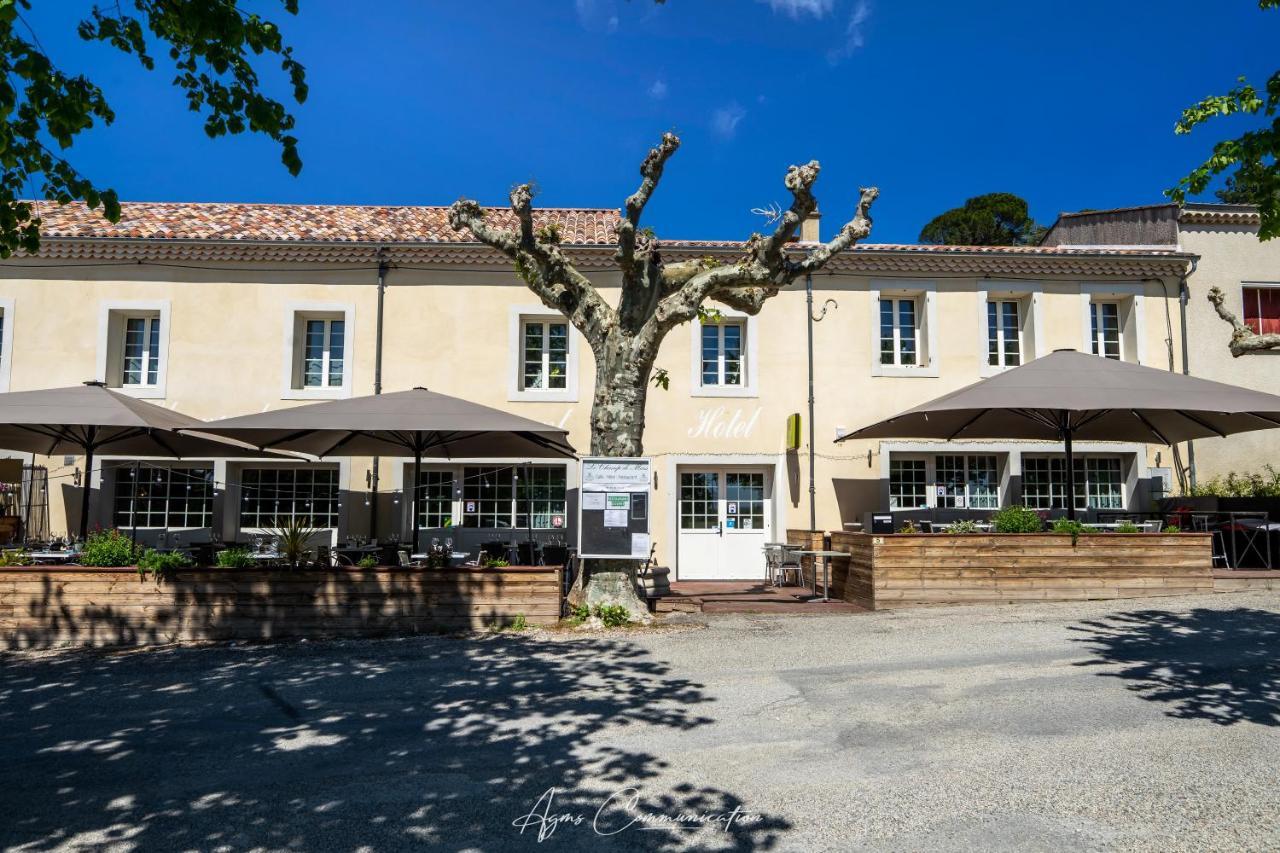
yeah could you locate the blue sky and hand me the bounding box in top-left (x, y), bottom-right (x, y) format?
top-left (22, 0), bottom-right (1280, 243)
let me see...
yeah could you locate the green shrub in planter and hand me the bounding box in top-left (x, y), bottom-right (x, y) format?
top-left (946, 519), bottom-right (981, 534)
top-left (215, 547), bottom-right (253, 568)
top-left (357, 555), bottom-right (378, 568)
top-left (1162, 524), bottom-right (1182, 533)
top-left (79, 529), bottom-right (137, 567)
top-left (137, 548), bottom-right (193, 580)
top-left (991, 505), bottom-right (1044, 533)
top-left (1113, 521), bottom-right (1142, 533)
top-left (1050, 517), bottom-right (1094, 544)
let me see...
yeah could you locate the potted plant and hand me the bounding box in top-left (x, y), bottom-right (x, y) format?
top-left (270, 517), bottom-right (323, 569)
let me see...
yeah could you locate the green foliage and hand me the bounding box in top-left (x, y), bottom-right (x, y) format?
top-left (918, 193), bottom-right (1047, 246)
top-left (696, 306), bottom-right (724, 324)
top-left (356, 554), bottom-right (378, 569)
top-left (79, 528), bottom-right (137, 566)
top-left (897, 520), bottom-right (919, 534)
top-left (1163, 524), bottom-right (1183, 533)
top-left (0, 0), bottom-right (306, 257)
top-left (0, 548), bottom-right (31, 566)
top-left (136, 547), bottom-right (192, 579)
top-left (1168, 2), bottom-right (1279, 240)
top-left (1050, 517), bottom-right (1093, 544)
top-left (510, 613), bottom-right (527, 631)
top-left (1113, 521), bottom-right (1142, 534)
top-left (650, 367), bottom-right (670, 390)
top-left (270, 516), bottom-right (322, 568)
top-left (480, 554), bottom-right (510, 569)
top-left (1188, 465), bottom-right (1280, 497)
top-left (593, 603), bottom-right (631, 628)
top-left (535, 222), bottom-right (561, 244)
top-left (563, 603), bottom-right (591, 626)
top-left (945, 519), bottom-right (981, 534)
top-left (992, 505), bottom-right (1045, 533)
top-left (214, 546), bottom-right (253, 568)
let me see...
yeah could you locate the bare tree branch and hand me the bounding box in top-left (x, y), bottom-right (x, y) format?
top-left (448, 192), bottom-right (616, 343)
top-left (1208, 285), bottom-right (1280, 356)
top-left (617, 132), bottom-right (679, 270)
top-left (638, 180), bottom-right (879, 353)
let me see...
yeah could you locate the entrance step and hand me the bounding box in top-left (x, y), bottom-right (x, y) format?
top-left (649, 581), bottom-right (869, 615)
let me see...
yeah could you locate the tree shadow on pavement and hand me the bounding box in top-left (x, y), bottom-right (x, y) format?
top-left (1071, 607), bottom-right (1280, 726)
top-left (0, 634), bottom-right (790, 851)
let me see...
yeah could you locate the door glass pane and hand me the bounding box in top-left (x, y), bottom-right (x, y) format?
top-left (680, 472), bottom-right (719, 530)
top-left (724, 472), bottom-right (764, 531)
top-left (722, 324), bottom-right (743, 386)
top-left (1001, 301), bottom-right (1020, 366)
top-left (417, 470), bottom-right (454, 528)
top-left (986, 301), bottom-right (1000, 366)
top-left (967, 455), bottom-right (999, 508)
top-left (523, 322), bottom-right (545, 389)
top-left (146, 318), bottom-right (160, 385)
top-left (936, 455), bottom-right (966, 508)
top-left (462, 465), bottom-right (513, 528)
top-left (879, 299), bottom-right (895, 365)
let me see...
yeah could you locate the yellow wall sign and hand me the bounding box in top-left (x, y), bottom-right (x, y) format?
top-left (785, 413), bottom-right (802, 451)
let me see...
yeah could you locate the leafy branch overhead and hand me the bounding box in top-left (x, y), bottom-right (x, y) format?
top-left (1168, 0), bottom-right (1279, 239)
top-left (918, 193), bottom-right (1046, 246)
top-left (448, 131), bottom-right (878, 457)
top-left (0, 0), bottom-right (306, 257)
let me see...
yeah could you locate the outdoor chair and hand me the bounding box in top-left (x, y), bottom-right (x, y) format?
top-left (1191, 515), bottom-right (1230, 568)
top-left (776, 546), bottom-right (804, 587)
top-left (1141, 520), bottom-right (1163, 533)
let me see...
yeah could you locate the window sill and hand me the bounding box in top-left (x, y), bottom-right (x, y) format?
top-left (978, 363), bottom-right (1021, 378)
top-left (691, 385), bottom-right (758, 399)
top-left (872, 364), bottom-right (939, 378)
top-left (282, 386), bottom-right (351, 401)
top-left (508, 388), bottom-right (578, 403)
top-left (113, 385), bottom-right (166, 400)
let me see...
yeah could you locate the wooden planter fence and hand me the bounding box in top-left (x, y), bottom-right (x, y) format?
top-left (788, 530), bottom-right (1213, 610)
top-left (0, 564), bottom-right (562, 649)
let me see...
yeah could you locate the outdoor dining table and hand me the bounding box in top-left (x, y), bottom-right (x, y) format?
top-left (28, 550), bottom-right (79, 564)
top-left (794, 549), bottom-right (847, 603)
top-left (410, 551), bottom-right (470, 566)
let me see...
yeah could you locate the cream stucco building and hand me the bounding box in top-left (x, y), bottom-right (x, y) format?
top-left (0, 201), bottom-right (1194, 579)
top-left (1043, 202), bottom-right (1279, 485)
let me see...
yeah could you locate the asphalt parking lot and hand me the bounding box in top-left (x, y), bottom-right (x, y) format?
top-left (2, 591), bottom-right (1278, 852)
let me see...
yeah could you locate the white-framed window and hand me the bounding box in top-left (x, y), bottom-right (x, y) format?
top-left (889, 458), bottom-right (928, 509)
top-left (416, 469), bottom-right (456, 529)
top-left (987, 300), bottom-right (1022, 367)
top-left (122, 316), bottom-right (162, 387)
top-left (302, 318), bottom-right (345, 388)
top-left (455, 464), bottom-right (567, 529)
top-left (113, 464), bottom-right (214, 529)
top-left (521, 319), bottom-right (568, 391)
top-left (508, 306), bottom-right (578, 402)
top-left (283, 304), bottom-right (354, 399)
top-left (1089, 301), bottom-right (1121, 360)
top-left (871, 282), bottom-right (938, 377)
top-left (935, 454), bottom-right (1000, 509)
top-left (1022, 456), bottom-right (1124, 510)
top-left (239, 467), bottom-right (340, 528)
top-left (0, 297), bottom-right (13, 392)
top-left (701, 321), bottom-right (744, 386)
top-left (96, 301), bottom-right (170, 398)
top-left (879, 297), bottom-right (919, 367)
top-left (690, 309), bottom-right (758, 397)
top-left (1080, 285), bottom-right (1144, 364)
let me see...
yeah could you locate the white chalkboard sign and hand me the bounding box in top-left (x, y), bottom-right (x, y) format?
top-left (579, 457), bottom-right (652, 559)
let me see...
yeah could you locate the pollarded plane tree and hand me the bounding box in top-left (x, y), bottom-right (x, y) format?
top-left (448, 133), bottom-right (878, 613)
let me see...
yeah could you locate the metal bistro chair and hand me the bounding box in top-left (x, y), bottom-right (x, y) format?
top-left (1191, 514), bottom-right (1230, 568)
top-left (775, 544), bottom-right (804, 588)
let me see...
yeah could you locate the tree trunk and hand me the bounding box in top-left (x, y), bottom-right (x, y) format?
top-left (573, 331), bottom-right (654, 621)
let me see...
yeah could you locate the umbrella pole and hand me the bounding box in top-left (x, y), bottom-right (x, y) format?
top-left (79, 444), bottom-right (94, 543)
top-left (130, 460), bottom-right (140, 550)
top-left (411, 452), bottom-right (422, 555)
top-left (1064, 427), bottom-right (1076, 522)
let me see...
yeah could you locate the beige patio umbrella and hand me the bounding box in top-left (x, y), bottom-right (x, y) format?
top-left (0, 381), bottom-right (284, 540)
top-left (195, 387), bottom-right (576, 549)
top-left (836, 349), bottom-right (1280, 519)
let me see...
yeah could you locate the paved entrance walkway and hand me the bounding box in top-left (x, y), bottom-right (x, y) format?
top-left (658, 581), bottom-right (868, 614)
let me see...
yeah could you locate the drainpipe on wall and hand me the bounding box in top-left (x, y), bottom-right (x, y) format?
top-left (1179, 258), bottom-right (1198, 490)
top-left (369, 253), bottom-right (389, 538)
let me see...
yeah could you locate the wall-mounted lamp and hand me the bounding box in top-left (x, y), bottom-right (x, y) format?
top-left (73, 468), bottom-right (82, 488)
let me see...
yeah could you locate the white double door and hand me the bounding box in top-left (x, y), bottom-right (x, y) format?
top-left (677, 466), bottom-right (772, 580)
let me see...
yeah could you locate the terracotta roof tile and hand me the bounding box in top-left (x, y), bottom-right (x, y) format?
top-left (29, 200), bottom-right (623, 245)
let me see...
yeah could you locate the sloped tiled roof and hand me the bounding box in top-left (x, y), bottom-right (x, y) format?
top-left (28, 200), bottom-right (622, 245)
top-left (13, 200), bottom-right (1196, 278)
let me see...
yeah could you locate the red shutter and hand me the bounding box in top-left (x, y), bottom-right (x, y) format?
top-left (1263, 288), bottom-right (1280, 336)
